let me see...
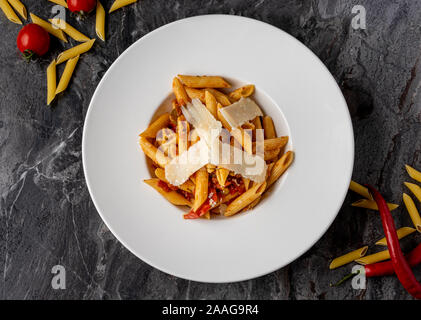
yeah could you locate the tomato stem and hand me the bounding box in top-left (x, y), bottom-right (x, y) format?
top-left (22, 50), bottom-right (35, 62)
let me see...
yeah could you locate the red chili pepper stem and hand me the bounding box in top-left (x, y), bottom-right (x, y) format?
top-left (330, 270), bottom-right (361, 287)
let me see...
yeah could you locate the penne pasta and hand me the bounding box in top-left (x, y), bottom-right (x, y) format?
top-left (205, 90), bottom-right (217, 118)
top-left (178, 75), bottom-right (231, 88)
top-left (139, 136), bottom-right (169, 168)
top-left (228, 85), bottom-right (255, 102)
top-left (252, 116), bottom-right (262, 130)
top-left (375, 227), bottom-right (416, 246)
top-left (355, 250), bottom-right (390, 265)
top-left (96, 1), bottom-right (106, 41)
top-left (351, 199), bottom-right (399, 211)
top-left (154, 168), bottom-right (194, 194)
top-left (349, 180), bottom-right (373, 199)
top-left (140, 113), bottom-right (170, 139)
top-left (177, 115), bottom-right (189, 155)
top-left (56, 39), bottom-right (95, 64)
top-left (216, 167), bottom-right (229, 187)
top-left (55, 55), bottom-right (79, 94)
top-left (193, 167), bottom-right (208, 212)
top-left (185, 87), bottom-right (206, 103)
top-left (156, 128), bottom-right (177, 159)
top-left (48, 0), bottom-right (68, 7)
top-left (264, 148), bottom-right (281, 161)
top-left (252, 137), bottom-right (289, 154)
top-left (144, 178), bottom-right (192, 206)
top-left (206, 164), bottom-right (216, 173)
top-left (404, 182), bottom-right (421, 202)
top-left (0, 0), bottom-right (21, 24)
top-left (329, 246), bottom-right (368, 269)
top-left (225, 182), bottom-right (266, 216)
top-left (172, 77), bottom-right (189, 106)
top-left (30, 13), bottom-right (67, 42)
top-left (267, 151), bottom-right (294, 188)
top-left (402, 193), bottom-right (421, 232)
top-left (46, 59), bottom-right (57, 105)
top-left (406, 164), bottom-right (421, 183)
top-left (109, 0), bottom-right (137, 13)
top-left (243, 177), bottom-right (251, 191)
top-left (262, 116), bottom-right (276, 139)
top-left (8, 0), bottom-right (26, 20)
top-left (206, 88), bottom-right (231, 106)
top-left (49, 18), bottom-right (90, 42)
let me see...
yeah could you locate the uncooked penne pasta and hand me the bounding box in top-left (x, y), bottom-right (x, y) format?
top-left (56, 55), bottom-right (79, 94)
top-left (139, 136), bottom-right (169, 168)
top-left (140, 113), bottom-right (170, 139)
top-left (172, 77), bottom-right (189, 106)
top-left (349, 180), bottom-right (373, 199)
top-left (178, 75), bottom-right (231, 88)
top-left (228, 85), bottom-right (255, 102)
top-left (206, 88), bottom-right (231, 106)
top-left (30, 13), bottom-right (67, 42)
top-left (403, 193), bottom-right (421, 232)
top-left (154, 168), bottom-right (194, 194)
top-left (329, 246), bottom-right (368, 269)
top-left (177, 115), bottom-right (189, 155)
top-left (48, 0), bottom-right (68, 7)
top-left (0, 0), bottom-right (22, 24)
top-left (267, 151), bottom-right (294, 188)
top-left (355, 250), bottom-right (390, 265)
top-left (205, 90), bottom-right (217, 118)
top-left (56, 39), bottom-right (95, 64)
top-left (404, 182), bottom-right (421, 202)
top-left (262, 116), bottom-right (276, 139)
top-left (406, 164), bottom-right (421, 183)
top-left (109, 0), bottom-right (137, 13)
top-left (96, 1), bottom-right (106, 41)
top-left (144, 178), bottom-right (191, 206)
top-left (49, 18), bottom-right (90, 42)
top-left (46, 59), bottom-right (57, 105)
top-left (185, 87), bottom-right (206, 103)
top-left (193, 167), bottom-right (208, 212)
top-left (8, 0), bottom-right (26, 19)
top-left (375, 227), bottom-right (416, 246)
top-left (351, 199), bottom-right (399, 211)
top-left (225, 182), bottom-right (266, 216)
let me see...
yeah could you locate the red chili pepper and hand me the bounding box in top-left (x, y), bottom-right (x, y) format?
top-left (366, 185), bottom-right (421, 299)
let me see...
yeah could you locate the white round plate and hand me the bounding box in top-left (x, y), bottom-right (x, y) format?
top-left (83, 15), bottom-right (354, 283)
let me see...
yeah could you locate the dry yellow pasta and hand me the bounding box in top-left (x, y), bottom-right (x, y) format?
top-left (225, 182), bottom-right (266, 216)
top-left (46, 59), bottom-right (57, 105)
top-left (205, 90), bottom-right (217, 118)
top-left (55, 55), bottom-right (79, 95)
top-left (375, 227), bottom-right (416, 246)
top-left (140, 113), bottom-right (170, 139)
top-left (355, 250), bottom-right (390, 265)
top-left (109, 0), bottom-right (137, 13)
top-left (406, 164), bottom-right (421, 183)
top-left (402, 193), bottom-right (421, 232)
top-left (262, 116), bottom-right (276, 139)
top-left (139, 136), bottom-right (169, 168)
top-left (48, 0), bottom-right (68, 7)
top-left (193, 167), bottom-right (208, 211)
top-left (144, 179), bottom-right (192, 207)
top-left (49, 18), bottom-right (90, 42)
top-left (172, 77), bottom-right (189, 106)
top-left (267, 151), bottom-right (294, 188)
top-left (30, 13), bottom-right (67, 42)
top-left (185, 87), bottom-right (206, 103)
top-left (404, 182), bottom-right (421, 202)
top-left (329, 246), bottom-right (368, 269)
top-left (351, 199), bottom-right (399, 211)
top-left (178, 75), bottom-right (231, 88)
top-left (177, 115), bottom-right (189, 155)
top-left (228, 85), bottom-right (255, 102)
top-left (349, 180), bottom-right (373, 199)
top-left (96, 1), bottom-right (106, 41)
top-left (56, 39), bottom-right (95, 64)
top-left (8, 0), bottom-right (26, 19)
top-left (0, 0), bottom-right (22, 24)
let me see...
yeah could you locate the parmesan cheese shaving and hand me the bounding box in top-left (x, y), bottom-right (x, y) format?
top-left (218, 97), bottom-right (263, 129)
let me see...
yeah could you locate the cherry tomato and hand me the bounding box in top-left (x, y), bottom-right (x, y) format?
top-left (17, 23), bottom-right (50, 59)
top-left (67, 0), bottom-right (97, 14)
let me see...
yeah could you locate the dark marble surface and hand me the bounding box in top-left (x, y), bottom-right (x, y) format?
top-left (1, 0), bottom-right (421, 300)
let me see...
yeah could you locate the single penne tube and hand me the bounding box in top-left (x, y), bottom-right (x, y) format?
top-left (355, 250), bottom-right (390, 265)
top-left (49, 18), bottom-right (90, 42)
top-left (55, 55), bottom-right (79, 94)
top-left (46, 59), bottom-right (57, 105)
top-left (144, 178), bottom-right (192, 206)
top-left (228, 84), bottom-right (255, 102)
top-left (264, 148), bottom-right (281, 161)
top-left (252, 116), bottom-right (262, 130)
top-left (177, 75), bottom-right (231, 88)
top-left (48, 0), bottom-right (68, 7)
top-left (96, 1), bottom-right (106, 41)
top-left (206, 88), bottom-right (231, 106)
top-left (242, 178), bottom-right (251, 191)
top-left (262, 116), bottom-right (276, 139)
top-left (329, 246), bottom-right (368, 269)
top-left (8, 0), bottom-right (26, 19)
top-left (225, 182), bottom-right (267, 216)
top-left (267, 151), bottom-right (294, 188)
top-left (154, 168), bottom-right (194, 194)
top-left (139, 136), bottom-right (169, 167)
top-left (109, 0), bottom-right (137, 13)
top-left (403, 193), bottom-right (421, 232)
top-left (205, 90), bottom-right (217, 118)
top-left (185, 87), bottom-right (206, 103)
top-left (406, 164), bottom-right (421, 183)
top-left (404, 182), bottom-right (421, 202)
top-left (177, 115), bottom-right (189, 155)
top-left (0, 0), bottom-right (22, 24)
top-left (193, 167), bottom-right (208, 212)
top-left (30, 13), bottom-right (67, 42)
top-left (349, 180), bottom-right (373, 199)
top-left (252, 137), bottom-right (289, 153)
top-left (140, 113), bottom-right (170, 139)
top-left (351, 199), bottom-right (399, 211)
top-left (216, 167), bottom-right (229, 187)
top-left (172, 77), bottom-right (189, 106)
top-left (375, 227), bottom-right (416, 246)
top-left (56, 39), bottom-right (95, 64)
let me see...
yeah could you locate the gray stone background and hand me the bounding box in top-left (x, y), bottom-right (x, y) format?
top-left (1, 0), bottom-right (420, 300)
